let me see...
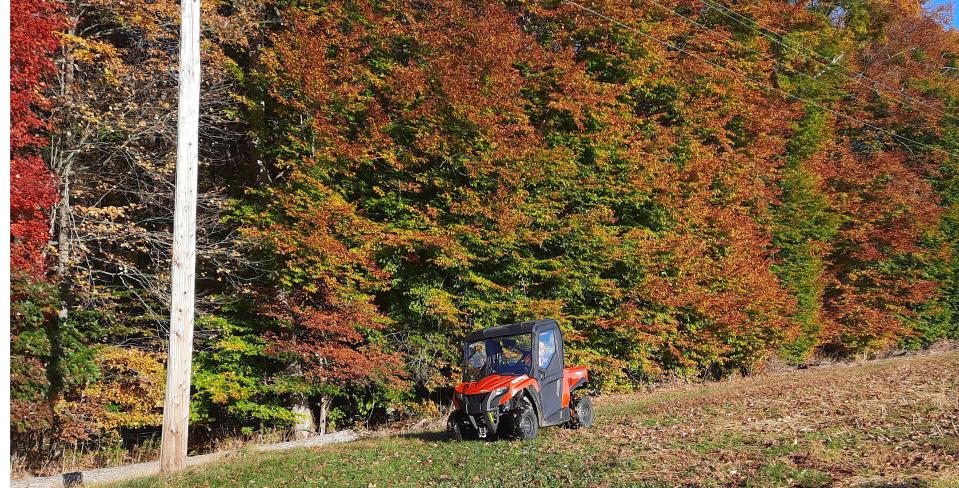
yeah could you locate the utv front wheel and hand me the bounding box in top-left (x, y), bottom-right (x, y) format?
top-left (447, 412), bottom-right (467, 440)
top-left (569, 396), bottom-right (594, 429)
top-left (510, 405), bottom-right (539, 440)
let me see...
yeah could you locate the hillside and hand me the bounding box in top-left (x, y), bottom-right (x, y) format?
top-left (115, 351), bottom-right (959, 488)
top-left (11, 0), bottom-right (959, 473)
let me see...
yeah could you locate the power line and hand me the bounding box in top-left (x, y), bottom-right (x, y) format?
top-left (697, 0), bottom-right (955, 122)
top-left (560, 0), bottom-right (957, 159)
top-left (699, 0), bottom-right (950, 118)
top-left (644, 0), bottom-right (957, 132)
top-left (641, 0), bottom-right (857, 103)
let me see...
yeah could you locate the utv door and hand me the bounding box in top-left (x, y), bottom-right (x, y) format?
top-left (534, 326), bottom-right (566, 425)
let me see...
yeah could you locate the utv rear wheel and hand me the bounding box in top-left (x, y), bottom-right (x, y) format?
top-left (510, 405), bottom-right (539, 440)
top-left (569, 396), bottom-right (594, 429)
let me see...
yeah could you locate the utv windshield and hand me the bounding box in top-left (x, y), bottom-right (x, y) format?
top-left (463, 333), bottom-right (532, 382)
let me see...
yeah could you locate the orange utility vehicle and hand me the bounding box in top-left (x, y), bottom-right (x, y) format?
top-left (448, 319), bottom-right (594, 440)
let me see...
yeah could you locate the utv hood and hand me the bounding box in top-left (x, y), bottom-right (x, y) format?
top-left (457, 374), bottom-right (527, 396)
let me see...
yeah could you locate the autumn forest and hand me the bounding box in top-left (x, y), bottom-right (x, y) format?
top-left (10, 0), bottom-right (959, 472)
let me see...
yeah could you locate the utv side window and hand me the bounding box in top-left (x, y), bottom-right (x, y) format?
top-left (537, 329), bottom-right (557, 369)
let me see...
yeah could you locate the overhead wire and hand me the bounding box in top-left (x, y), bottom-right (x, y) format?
top-left (643, 0), bottom-right (959, 132)
top-left (640, 0), bottom-right (858, 104)
top-left (696, 0), bottom-right (956, 122)
top-left (560, 0), bottom-right (958, 159)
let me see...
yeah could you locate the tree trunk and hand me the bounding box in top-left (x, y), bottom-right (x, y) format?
top-left (286, 363), bottom-right (315, 440)
top-left (290, 392), bottom-right (315, 440)
top-left (55, 162), bottom-right (72, 320)
top-left (46, 32), bottom-right (78, 444)
top-left (318, 395), bottom-right (331, 436)
top-left (51, 16), bottom-right (79, 321)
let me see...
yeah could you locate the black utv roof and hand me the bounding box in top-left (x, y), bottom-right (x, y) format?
top-left (463, 319), bottom-right (559, 343)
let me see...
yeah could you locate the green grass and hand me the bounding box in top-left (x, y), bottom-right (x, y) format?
top-left (113, 352), bottom-right (959, 488)
top-left (119, 432), bottom-right (636, 488)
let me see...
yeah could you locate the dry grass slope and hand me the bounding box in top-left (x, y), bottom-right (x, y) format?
top-left (589, 351), bottom-right (959, 486)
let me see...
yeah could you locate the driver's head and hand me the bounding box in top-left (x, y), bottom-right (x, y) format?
top-left (523, 351), bottom-right (532, 367)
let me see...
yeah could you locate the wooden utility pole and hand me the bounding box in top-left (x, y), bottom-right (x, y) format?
top-left (160, 0), bottom-right (201, 474)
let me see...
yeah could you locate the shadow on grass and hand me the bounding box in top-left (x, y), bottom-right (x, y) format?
top-left (396, 430), bottom-right (453, 443)
top-left (397, 429), bottom-right (526, 444)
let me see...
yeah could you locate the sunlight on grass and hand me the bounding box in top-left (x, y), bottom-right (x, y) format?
top-left (113, 353), bottom-right (959, 488)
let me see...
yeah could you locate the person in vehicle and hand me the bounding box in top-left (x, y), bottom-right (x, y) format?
top-left (498, 338), bottom-right (532, 375)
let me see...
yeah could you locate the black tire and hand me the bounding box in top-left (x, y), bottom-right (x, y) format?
top-left (509, 403), bottom-right (539, 440)
top-left (447, 411), bottom-right (467, 440)
top-left (569, 396), bottom-right (594, 429)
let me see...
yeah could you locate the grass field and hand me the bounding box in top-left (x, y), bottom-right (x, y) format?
top-left (116, 351), bottom-right (959, 488)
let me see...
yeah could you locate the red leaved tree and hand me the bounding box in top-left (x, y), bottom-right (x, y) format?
top-left (815, 2), bottom-right (952, 354)
top-left (10, 0), bottom-right (63, 276)
top-left (248, 169), bottom-right (404, 436)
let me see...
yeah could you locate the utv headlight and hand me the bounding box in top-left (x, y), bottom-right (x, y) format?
top-left (490, 387), bottom-right (508, 401)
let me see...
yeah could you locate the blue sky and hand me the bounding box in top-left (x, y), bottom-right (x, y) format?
top-left (927, 0), bottom-right (958, 28)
